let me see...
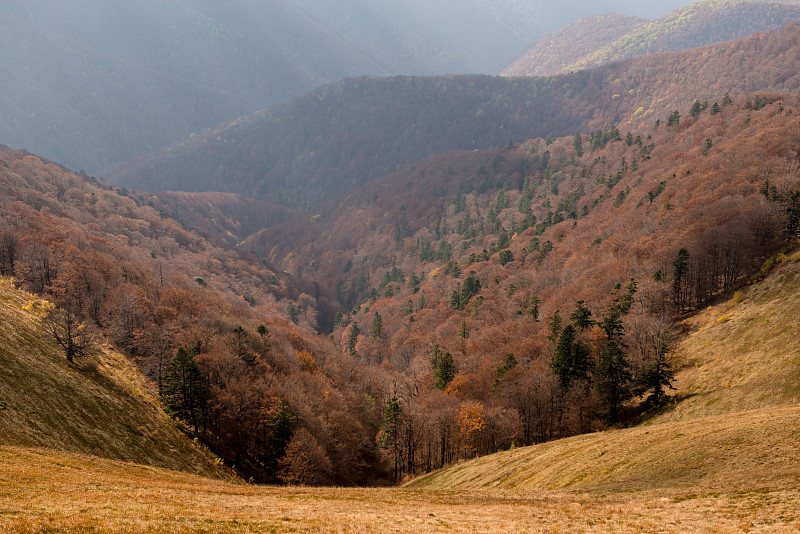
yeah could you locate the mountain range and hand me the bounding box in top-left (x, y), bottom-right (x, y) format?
top-left (0, 0), bottom-right (700, 174)
top-left (107, 23), bottom-right (800, 209)
top-left (504, 0), bottom-right (800, 76)
top-left (2, 1), bottom-right (800, 525)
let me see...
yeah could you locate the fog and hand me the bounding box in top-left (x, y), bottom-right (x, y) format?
top-left (0, 0), bottom-right (722, 173)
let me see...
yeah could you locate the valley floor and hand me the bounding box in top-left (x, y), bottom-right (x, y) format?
top-left (1, 444), bottom-right (799, 533)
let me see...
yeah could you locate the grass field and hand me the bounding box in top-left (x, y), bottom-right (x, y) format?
top-left (1, 445), bottom-right (799, 533)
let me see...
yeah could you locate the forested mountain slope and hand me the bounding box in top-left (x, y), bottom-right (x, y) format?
top-left (0, 279), bottom-right (230, 479)
top-left (504, 0), bottom-right (800, 76)
top-left (0, 147), bottom-right (392, 485)
top-left (408, 250), bottom-right (800, 493)
top-left (108, 23), bottom-right (800, 209)
top-left (502, 13), bottom-right (649, 77)
top-left (240, 94), bottom-right (800, 480)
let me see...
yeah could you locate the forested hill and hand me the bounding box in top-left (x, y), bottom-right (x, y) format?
top-left (0, 146), bottom-right (395, 485)
top-left (504, 0), bottom-right (800, 76)
top-left (107, 23), bottom-right (800, 209)
top-left (245, 93), bottom-right (800, 466)
top-left (502, 13), bottom-right (649, 77)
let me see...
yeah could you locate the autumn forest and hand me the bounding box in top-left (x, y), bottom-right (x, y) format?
top-left (2, 1), bottom-right (800, 505)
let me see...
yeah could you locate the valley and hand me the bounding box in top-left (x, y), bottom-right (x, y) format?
top-left (2, 1), bottom-right (800, 531)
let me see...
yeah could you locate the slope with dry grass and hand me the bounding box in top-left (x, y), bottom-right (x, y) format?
top-left (0, 278), bottom-right (229, 479)
top-left (407, 252), bottom-right (800, 495)
top-left (2, 444), bottom-right (799, 533)
top-left (655, 249), bottom-right (800, 422)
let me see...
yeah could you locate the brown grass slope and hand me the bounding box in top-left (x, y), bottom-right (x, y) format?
top-left (0, 279), bottom-right (229, 479)
top-left (652, 249), bottom-right (800, 422)
top-left (2, 444), bottom-right (800, 533)
top-left (407, 254), bottom-right (800, 492)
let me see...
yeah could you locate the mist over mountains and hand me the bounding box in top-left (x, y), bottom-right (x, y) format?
top-left (0, 0), bottom-right (696, 174)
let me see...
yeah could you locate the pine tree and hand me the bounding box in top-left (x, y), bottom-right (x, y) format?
top-left (163, 346), bottom-right (208, 434)
top-left (263, 400), bottom-right (296, 479)
top-left (347, 323), bottom-right (360, 356)
top-left (377, 396), bottom-right (403, 481)
top-left (595, 280), bottom-right (637, 423)
top-left (431, 345), bottom-right (456, 391)
top-left (370, 312), bottom-right (383, 339)
top-left (634, 339), bottom-right (675, 407)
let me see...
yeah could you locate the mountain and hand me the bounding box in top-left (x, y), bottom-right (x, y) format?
top-left (504, 0), bottom-right (800, 76)
top-left (148, 191), bottom-right (299, 245)
top-left (0, 0), bottom-right (701, 175)
top-left (285, 1), bottom-right (696, 74)
top-left (502, 14), bottom-right (649, 77)
top-left (0, 146), bottom-right (388, 484)
top-left (0, 279), bottom-right (229, 478)
top-left (0, 0), bottom-right (388, 174)
top-left (107, 23), bottom-right (800, 209)
top-left (3, 234), bottom-right (800, 533)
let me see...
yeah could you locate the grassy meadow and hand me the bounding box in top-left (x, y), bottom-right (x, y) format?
top-left (2, 445), bottom-right (799, 533)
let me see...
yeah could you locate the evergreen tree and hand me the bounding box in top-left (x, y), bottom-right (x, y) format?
top-left (785, 190), bottom-right (800, 236)
top-left (347, 323), bottom-right (360, 356)
top-left (595, 280), bottom-right (637, 423)
top-left (634, 339), bottom-right (675, 407)
top-left (163, 346), bottom-right (208, 434)
top-left (526, 295), bottom-right (541, 321)
top-left (431, 345), bottom-right (456, 391)
top-left (263, 400), bottom-right (296, 479)
top-left (570, 300), bottom-right (594, 330)
top-left (377, 396), bottom-right (403, 481)
top-left (370, 312), bottom-right (383, 339)
top-left (573, 133), bottom-right (583, 157)
top-left (596, 339), bottom-right (633, 423)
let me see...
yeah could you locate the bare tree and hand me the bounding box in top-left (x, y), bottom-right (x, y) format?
top-left (44, 307), bottom-right (96, 362)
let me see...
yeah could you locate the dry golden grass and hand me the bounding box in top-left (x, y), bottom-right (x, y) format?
top-left (408, 405), bottom-right (800, 492)
top-left (653, 250), bottom-right (800, 422)
top-left (0, 280), bottom-right (228, 479)
top-left (2, 445), bottom-right (799, 533)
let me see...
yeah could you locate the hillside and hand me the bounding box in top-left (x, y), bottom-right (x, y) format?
top-left (0, 279), bottom-right (228, 478)
top-left (502, 13), bottom-right (649, 77)
top-left (107, 23), bottom-right (800, 209)
top-left (2, 246), bottom-right (800, 531)
top-left (167, 91), bottom-right (794, 486)
top-left (149, 191), bottom-right (299, 245)
top-left (505, 0), bottom-right (800, 76)
top-left (407, 250), bottom-right (800, 494)
top-left (0, 146), bottom-right (391, 485)
top-left (652, 248), bottom-right (800, 422)
top-left (0, 0), bottom-right (388, 173)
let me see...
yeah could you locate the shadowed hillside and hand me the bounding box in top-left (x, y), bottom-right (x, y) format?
top-left (107, 23), bottom-right (800, 209)
top-left (0, 0), bottom-right (388, 173)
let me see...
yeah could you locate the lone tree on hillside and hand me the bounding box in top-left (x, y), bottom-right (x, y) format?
top-left (44, 307), bottom-right (96, 363)
top-left (163, 345), bottom-right (208, 434)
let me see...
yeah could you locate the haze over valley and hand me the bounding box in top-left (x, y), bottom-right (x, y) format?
top-left (2, 1), bottom-right (800, 532)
